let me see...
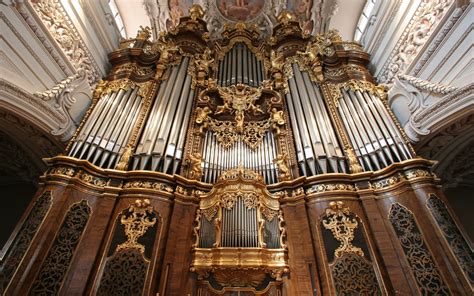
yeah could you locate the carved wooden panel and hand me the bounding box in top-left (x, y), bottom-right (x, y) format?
top-left (0, 191), bottom-right (52, 292)
top-left (427, 194), bottom-right (474, 286)
top-left (389, 202), bottom-right (450, 295)
top-left (96, 199), bottom-right (158, 295)
top-left (29, 200), bottom-right (91, 295)
top-left (321, 201), bottom-right (381, 295)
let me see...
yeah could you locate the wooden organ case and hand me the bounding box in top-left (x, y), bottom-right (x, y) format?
top-left (1, 6), bottom-right (472, 296)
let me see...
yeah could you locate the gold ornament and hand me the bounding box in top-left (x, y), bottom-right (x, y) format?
top-left (323, 201), bottom-right (364, 258)
top-left (187, 152), bottom-right (203, 180)
top-left (116, 145), bottom-right (134, 171)
top-left (116, 199), bottom-right (156, 255)
top-left (274, 153), bottom-right (291, 181)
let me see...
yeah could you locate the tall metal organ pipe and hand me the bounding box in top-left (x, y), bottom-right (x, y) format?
top-left (285, 63), bottom-right (347, 176)
top-left (68, 87), bottom-right (143, 169)
top-left (133, 57), bottom-right (195, 174)
top-left (336, 87), bottom-right (413, 170)
top-left (217, 43), bottom-right (264, 87)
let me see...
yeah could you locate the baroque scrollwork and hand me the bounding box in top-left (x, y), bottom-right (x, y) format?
top-left (116, 199), bottom-right (157, 255)
top-left (207, 118), bottom-right (271, 150)
top-left (389, 202), bottom-right (450, 295)
top-left (322, 201), bottom-right (364, 258)
top-left (30, 0), bottom-right (101, 85)
top-left (331, 253), bottom-right (381, 295)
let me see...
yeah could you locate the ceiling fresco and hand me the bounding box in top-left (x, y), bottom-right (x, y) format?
top-left (216, 0), bottom-right (266, 22)
top-left (120, 0), bottom-right (364, 40)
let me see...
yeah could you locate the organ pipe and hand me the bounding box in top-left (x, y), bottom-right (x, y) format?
top-left (68, 87), bottom-right (143, 168)
top-left (285, 63), bottom-right (347, 176)
top-left (133, 57), bottom-right (194, 174)
top-left (336, 87), bottom-right (414, 170)
top-left (218, 42), bottom-right (263, 87)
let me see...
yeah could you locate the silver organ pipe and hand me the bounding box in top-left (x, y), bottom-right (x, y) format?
top-left (133, 57), bottom-right (194, 173)
top-left (336, 87), bottom-right (414, 170)
top-left (218, 43), bottom-right (263, 87)
top-left (285, 64), bottom-right (347, 176)
top-left (68, 87), bottom-right (143, 168)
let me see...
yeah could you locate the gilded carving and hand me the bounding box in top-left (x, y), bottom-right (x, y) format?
top-left (273, 153), bottom-right (291, 181)
top-left (187, 152), bottom-right (204, 180)
top-left (76, 170), bottom-right (107, 187)
top-left (345, 147), bottom-right (363, 173)
top-left (322, 201), bottom-right (364, 258)
top-left (116, 145), bottom-right (133, 171)
top-left (116, 199), bottom-right (157, 255)
top-left (123, 181), bottom-right (173, 193)
top-left (306, 183), bottom-right (355, 194)
top-left (49, 166), bottom-right (75, 177)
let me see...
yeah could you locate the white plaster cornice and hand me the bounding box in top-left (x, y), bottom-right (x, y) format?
top-left (0, 78), bottom-right (80, 141)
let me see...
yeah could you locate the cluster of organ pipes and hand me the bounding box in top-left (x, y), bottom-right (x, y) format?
top-left (69, 87), bottom-right (143, 169)
top-left (198, 197), bottom-right (282, 249)
top-left (201, 130), bottom-right (279, 184)
top-left (336, 88), bottom-right (413, 171)
top-left (132, 57), bottom-right (195, 173)
top-left (67, 28), bottom-right (416, 182)
top-left (221, 197), bottom-right (259, 248)
top-left (286, 64), bottom-right (348, 176)
top-left (217, 42), bottom-right (265, 87)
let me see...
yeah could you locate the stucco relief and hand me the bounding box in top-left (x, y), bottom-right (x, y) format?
top-left (378, 0), bottom-right (455, 83)
top-left (28, 0), bottom-right (101, 86)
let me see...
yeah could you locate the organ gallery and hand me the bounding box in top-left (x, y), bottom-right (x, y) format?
top-left (1, 5), bottom-right (472, 296)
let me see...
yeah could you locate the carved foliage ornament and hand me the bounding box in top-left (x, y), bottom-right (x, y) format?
top-left (322, 202), bottom-right (381, 295)
top-left (322, 201), bottom-right (364, 258)
top-left (30, 0), bottom-right (100, 85)
top-left (116, 199), bottom-right (157, 255)
top-left (208, 118), bottom-right (271, 150)
top-left (331, 253), bottom-right (381, 295)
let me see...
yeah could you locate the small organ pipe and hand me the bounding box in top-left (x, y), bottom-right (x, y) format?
top-left (173, 88), bottom-right (195, 174)
top-left (243, 46), bottom-right (249, 84)
top-left (77, 90), bottom-right (119, 159)
top-left (70, 93), bottom-right (110, 157)
top-left (93, 87), bottom-right (137, 165)
top-left (337, 96), bottom-right (373, 170)
top-left (237, 44), bottom-right (242, 83)
top-left (369, 92), bottom-right (412, 159)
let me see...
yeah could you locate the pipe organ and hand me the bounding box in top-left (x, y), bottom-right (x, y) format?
top-left (4, 6), bottom-right (472, 296)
